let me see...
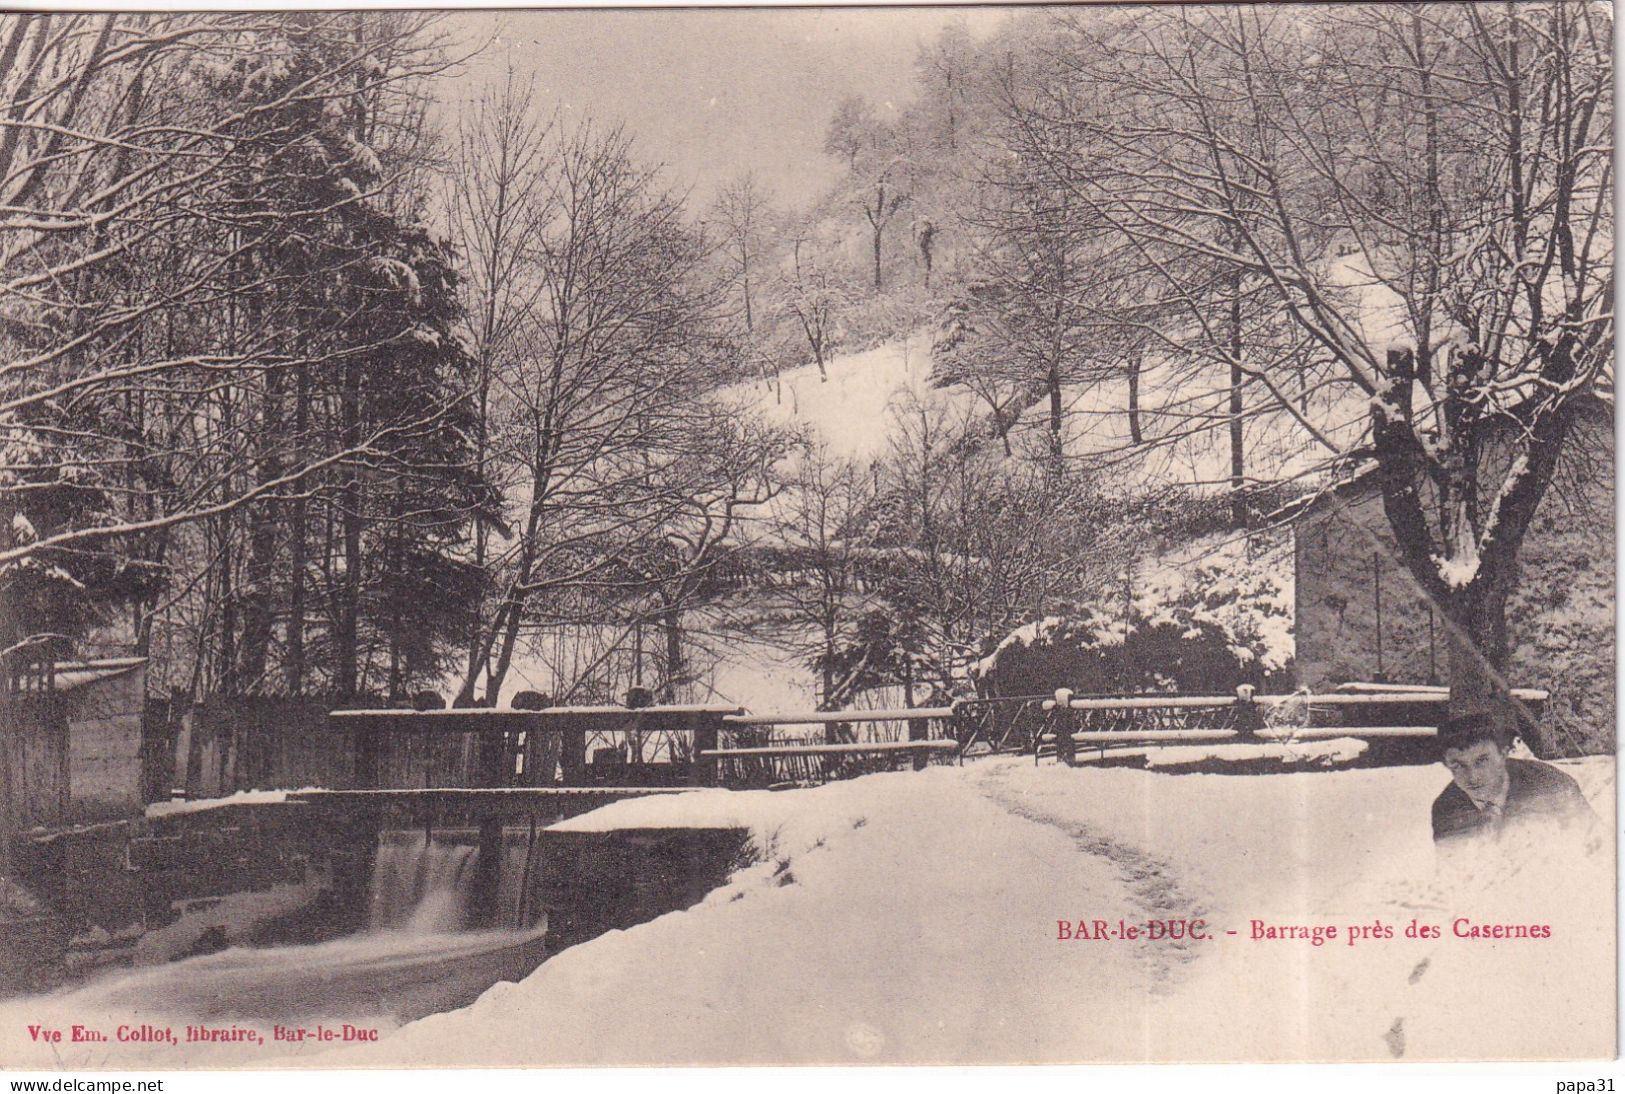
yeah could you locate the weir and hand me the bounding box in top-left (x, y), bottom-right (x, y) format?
top-left (1, 768), bottom-right (749, 1041)
top-left (0, 801), bottom-right (749, 1047)
top-left (0, 696), bottom-right (942, 1024)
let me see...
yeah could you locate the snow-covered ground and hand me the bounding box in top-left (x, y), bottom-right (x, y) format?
top-left (727, 335), bottom-right (974, 464)
top-left (296, 756), bottom-right (1613, 1066)
top-left (4, 757), bottom-right (1610, 1068)
top-left (728, 331), bottom-right (1362, 496)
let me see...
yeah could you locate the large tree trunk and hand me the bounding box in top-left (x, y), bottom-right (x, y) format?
top-left (480, 576), bottom-right (527, 706)
top-left (476, 507), bottom-right (547, 706)
top-left (239, 355), bottom-right (283, 690)
top-left (466, 347), bottom-right (490, 696)
top-left (214, 511), bottom-right (237, 697)
top-left (821, 615), bottom-right (841, 743)
top-left (1047, 239), bottom-right (1067, 472)
top-left (214, 325), bottom-right (238, 697)
top-left (870, 182), bottom-right (886, 291)
top-left (661, 601), bottom-right (682, 704)
top-left (336, 21), bottom-right (370, 700)
top-left (1371, 348), bottom-right (1574, 718)
top-left (1438, 573), bottom-right (1515, 717)
top-left (1047, 363), bottom-right (1063, 466)
top-left (385, 481), bottom-right (406, 703)
top-left (237, 504), bottom-right (278, 690)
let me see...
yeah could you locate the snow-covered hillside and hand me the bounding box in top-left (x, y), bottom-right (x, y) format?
top-left (308, 757), bottom-right (1613, 1066)
top-left (1040, 365), bottom-right (1367, 494)
top-left (730, 329), bottom-right (1365, 498)
top-left (726, 335), bottom-right (976, 464)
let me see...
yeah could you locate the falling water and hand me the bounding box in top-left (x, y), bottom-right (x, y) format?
top-left (369, 832), bottom-right (480, 932)
top-left (0, 828), bottom-right (549, 1065)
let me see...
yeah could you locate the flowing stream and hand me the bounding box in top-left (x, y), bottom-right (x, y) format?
top-left (1, 831), bottom-right (547, 1065)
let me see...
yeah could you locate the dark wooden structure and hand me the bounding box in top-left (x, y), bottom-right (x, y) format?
top-left (328, 703), bottom-right (745, 791)
top-left (325, 704), bottom-right (742, 927)
top-left (0, 641), bottom-right (154, 872)
top-left (702, 708), bottom-right (962, 786)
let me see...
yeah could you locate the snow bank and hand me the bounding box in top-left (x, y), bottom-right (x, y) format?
top-left (547, 787), bottom-right (786, 833)
top-left (1131, 529), bottom-right (1295, 673)
top-left (974, 528), bottom-right (1295, 682)
top-left (145, 789), bottom-right (307, 817)
top-left (974, 614), bottom-right (1065, 675)
top-left (1141, 737), bottom-right (1366, 769)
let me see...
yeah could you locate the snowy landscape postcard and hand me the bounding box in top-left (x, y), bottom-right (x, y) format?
top-left (0, 1), bottom-right (1615, 1072)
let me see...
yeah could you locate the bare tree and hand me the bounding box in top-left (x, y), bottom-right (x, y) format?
top-left (709, 172), bottom-right (776, 335)
top-left (823, 93), bottom-right (912, 292)
top-left (445, 69), bottom-right (554, 698)
top-left (773, 218), bottom-right (851, 382)
top-left (1043, 4), bottom-right (1612, 710)
top-left (874, 392), bottom-right (1111, 691)
top-left (749, 444), bottom-right (875, 719)
top-left (457, 122), bottom-right (739, 706)
top-left (608, 410), bottom-right (785, 701)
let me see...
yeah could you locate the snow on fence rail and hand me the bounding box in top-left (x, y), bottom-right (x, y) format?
top-left (1032, 683), bottom-right (1552, 768)
top-left (709, 707), bottom-right (962, 787)
top-left (699, 741), bottom-right (959, 758)
top-left (722, 708), bottom-right (956, 726)
top-left (1069, 729), bottom-right (1238, 743)
top-left (1062, 725), bottom-right (1439, 745)
top-left (1042, 689), bottom-right (1548, 711)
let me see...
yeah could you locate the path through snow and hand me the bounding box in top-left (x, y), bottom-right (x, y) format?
top-left (970, 762), bottom-right (1210, 995)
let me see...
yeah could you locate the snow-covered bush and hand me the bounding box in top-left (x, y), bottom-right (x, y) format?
top-left (973, 531), bottom-right (1294, 697)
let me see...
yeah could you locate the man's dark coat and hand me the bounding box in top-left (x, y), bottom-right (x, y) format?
top-left (1432, 757), bottom-right (1595, 843)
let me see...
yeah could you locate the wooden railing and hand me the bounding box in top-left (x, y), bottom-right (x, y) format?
top-left (700, 707), bottom-right (961, 787)
top-left (1031, 684), bottom-right (1552, 766)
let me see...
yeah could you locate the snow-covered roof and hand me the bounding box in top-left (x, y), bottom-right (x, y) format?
top-left (1264, 462), bottom-right (1379, 524)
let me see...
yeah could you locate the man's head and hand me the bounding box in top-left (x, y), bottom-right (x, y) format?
top-left (1438, 710), bottom-right (1515, 804)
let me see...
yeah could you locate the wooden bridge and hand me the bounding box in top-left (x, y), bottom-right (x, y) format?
top-left (265, 705), bottom-right (963, 929)
top-left (327, 702), bottom-right (965, 793)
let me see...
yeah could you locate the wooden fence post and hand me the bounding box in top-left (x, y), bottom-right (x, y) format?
top-left (908, 709), bottom-right (930, 771)
top-left (1050, 689), bottom-right (1077, 766)
top-left (690, 713), bottom-right (720, 787)
top-left (1234, 684), bottom-right (1263, 741)
top-left (560, 717), bottom-right (587, 787)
